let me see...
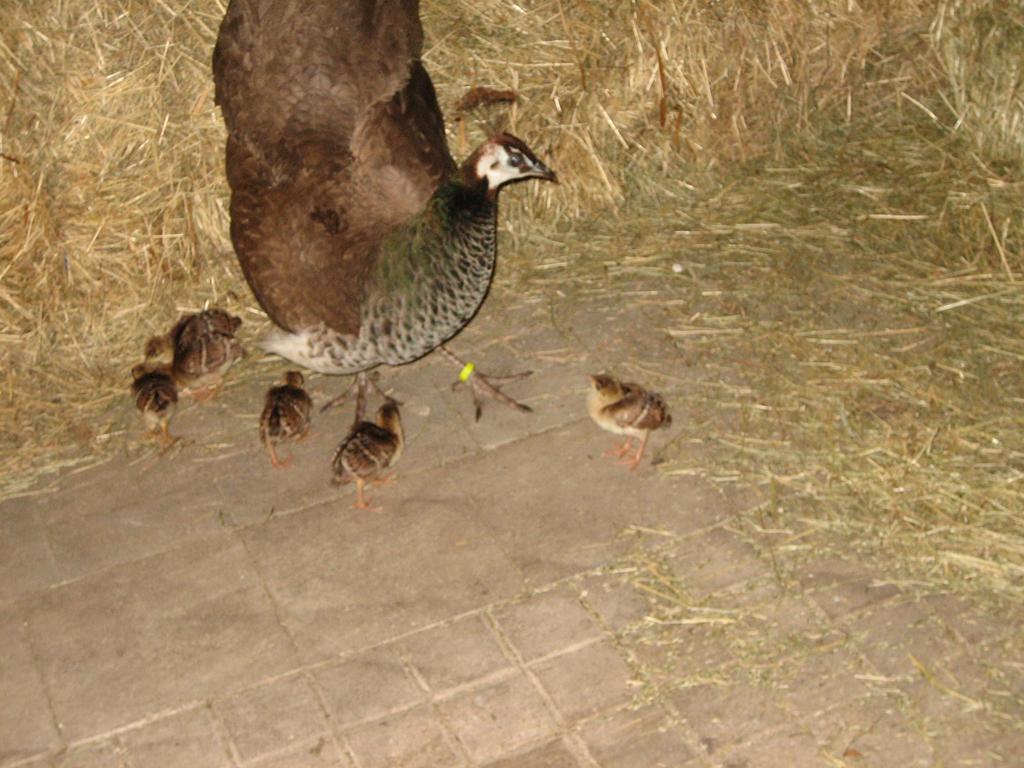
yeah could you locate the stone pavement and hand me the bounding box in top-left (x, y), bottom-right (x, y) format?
top-left (1, 298), bottom-right (1021, 767)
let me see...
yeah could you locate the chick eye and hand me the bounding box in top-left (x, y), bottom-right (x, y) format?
top-left (508, 151), bottom-right (524, 167)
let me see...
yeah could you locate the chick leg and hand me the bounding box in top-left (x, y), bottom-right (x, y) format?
top-left (187, 379), bottom-right (223, 403)
top-left (352, 478), bottom-right (383, 512)
top-left (437, 346), bottom-right (532, 421)
top-left (265, 438), bottom-right (291, 469)
top-left (622, 431), bottom-right (651, 471)
top-left (158, 420), bottom-right (176, 447)
top-left (370, 473), bottom-right (398, 487)
top-left (353, 478), bottom-right (368, 509)
top-left (604, 437), bottom-right (635, 459)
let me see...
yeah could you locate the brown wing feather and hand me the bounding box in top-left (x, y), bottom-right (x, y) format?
top-left (214, 0), bottom-right (454, 333)
top-left (260, 385), bottom-right (313, 442)
top-left (604, 384), bottom-right (671, 432)
top-left (133, 372), bottom-right (178, 415)
top-left (332, 422), bottom-right (399, 482)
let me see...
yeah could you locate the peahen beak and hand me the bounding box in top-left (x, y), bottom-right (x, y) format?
top-left (530, 158), bottom-right (557, 183)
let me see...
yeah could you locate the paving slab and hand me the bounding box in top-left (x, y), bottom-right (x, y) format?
top-left (643, 481), bottom-right (732, 539)
top-left (902, 653), bottom-right (994, 723)
top-left (240, 487), bottom-right (524, 663)
top-left (400, 614), bottom-right (514, 693)
top-left (22, 536), bottom-right (297, 741)
top-left (48, 740), bottom-right (129, 768)
top-left (924, 592), bottom-right (1022, 647)
top-left (492, 587), bottom-right (601, 663)
top-left (800, 557), bottom-right (902, 620)
top-left (578, 571), bottom-right (651, 635)
top-left (669, 527), bottom-right (767, 597)
top-left (123, 706), bottom-right (228, 768)
top-left (670, 682), bottom-right (794, 756)
top-left (530, 641), bottom-right (635, 723)
top-left (343, 704), bottom-right (462, 768)
top-left (316, 648), bottom-right (425, 727)
top-left (628, 621), bottom-right (737, 682)
top-left (926, 711), bottom-right (1024, 767)
top-left (244, 736), bottom-right (346, 768)
top-left (714, 724), bottom-right (825, 768)
top-left (0, 504), bottom-right (60, 601)
top-left (439, 420), bottom-right (690, 586)
top-left (808, 698), bottom-right (932, 768)
top-left (579, 707), bottom-right (695, 768)
top-left (0, 605), bottom-right (59, 763)
top-left (481, 738), bottom-right (582, 768)
top-left (850, 599), bottom-right (963, 681)
top-left (215, 674), bottom-right (330, 762)
top-left (773, 646), bottom-right (876, 719)
top-left (436, 675), bottom-right (557, 764)
top-left (43, 476), bottom-right (227, 583)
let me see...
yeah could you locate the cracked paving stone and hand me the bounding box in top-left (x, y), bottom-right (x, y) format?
top-left (344, 704), bottom-right (461, 768)
top-left (530, 641), bottom-right (635, 723)
top-left (437, 675), bottom-right (556, 763)
top-left (493, 587), bottom-right (601, 663)
top-left (316, 648), bottom-right (424, 727)
top-left (580, 706), bottom-right (694, 768)
top-left (216, 675), bottom-right (330, 762)
top-left (401, 614), bottom-right (514, 693)
top-left (124, 707), bottom-right (229, 768)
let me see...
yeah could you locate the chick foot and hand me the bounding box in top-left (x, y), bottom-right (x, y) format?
top-left (619, 433), bottom-right (651, 471)
top-left (352, 478), bottom-right (382, 512)
top-left (185, 383), bottom-right (223, 403)
top-left (265, 441), bottom-right (293, 469)
top-left (603, 438), bottom-right (635, 460)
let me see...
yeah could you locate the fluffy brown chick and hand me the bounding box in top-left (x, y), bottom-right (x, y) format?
top-left (144, 309), bottom-right (241, 360)
top-left (587, 374), bottom-right (671, 470)
top-left (170, 308), bottom-right (242, 352)
top-left (331, 400), bottom-right (404, 511)
top-left (131, 363), bottom-right (179, 444)
top-left (145, 328), bottom-right (244, 401)
top-left (259, 370), bottom-right (313, 468)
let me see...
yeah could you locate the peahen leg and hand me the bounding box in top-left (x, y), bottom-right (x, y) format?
top-left (320, 370), bottom-right (387, 422)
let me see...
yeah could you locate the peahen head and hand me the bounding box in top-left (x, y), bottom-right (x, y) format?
top-left (463, 133), bottom-right (557, 195)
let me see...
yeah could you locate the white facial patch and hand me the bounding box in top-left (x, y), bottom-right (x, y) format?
top-left (476, 144), bottom-right (526, 191)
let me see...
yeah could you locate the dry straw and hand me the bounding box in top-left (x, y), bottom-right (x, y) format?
top-left (2, 0), bottom-right (1023, 603)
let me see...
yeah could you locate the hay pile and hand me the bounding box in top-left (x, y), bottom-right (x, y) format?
top-left (2, 0), bottom-right (1023, 599)
top-left (0, 0), bottom-right (240, 495)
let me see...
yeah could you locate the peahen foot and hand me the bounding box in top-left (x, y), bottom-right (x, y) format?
top-left (438, 346), bottom-right (533, 421)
